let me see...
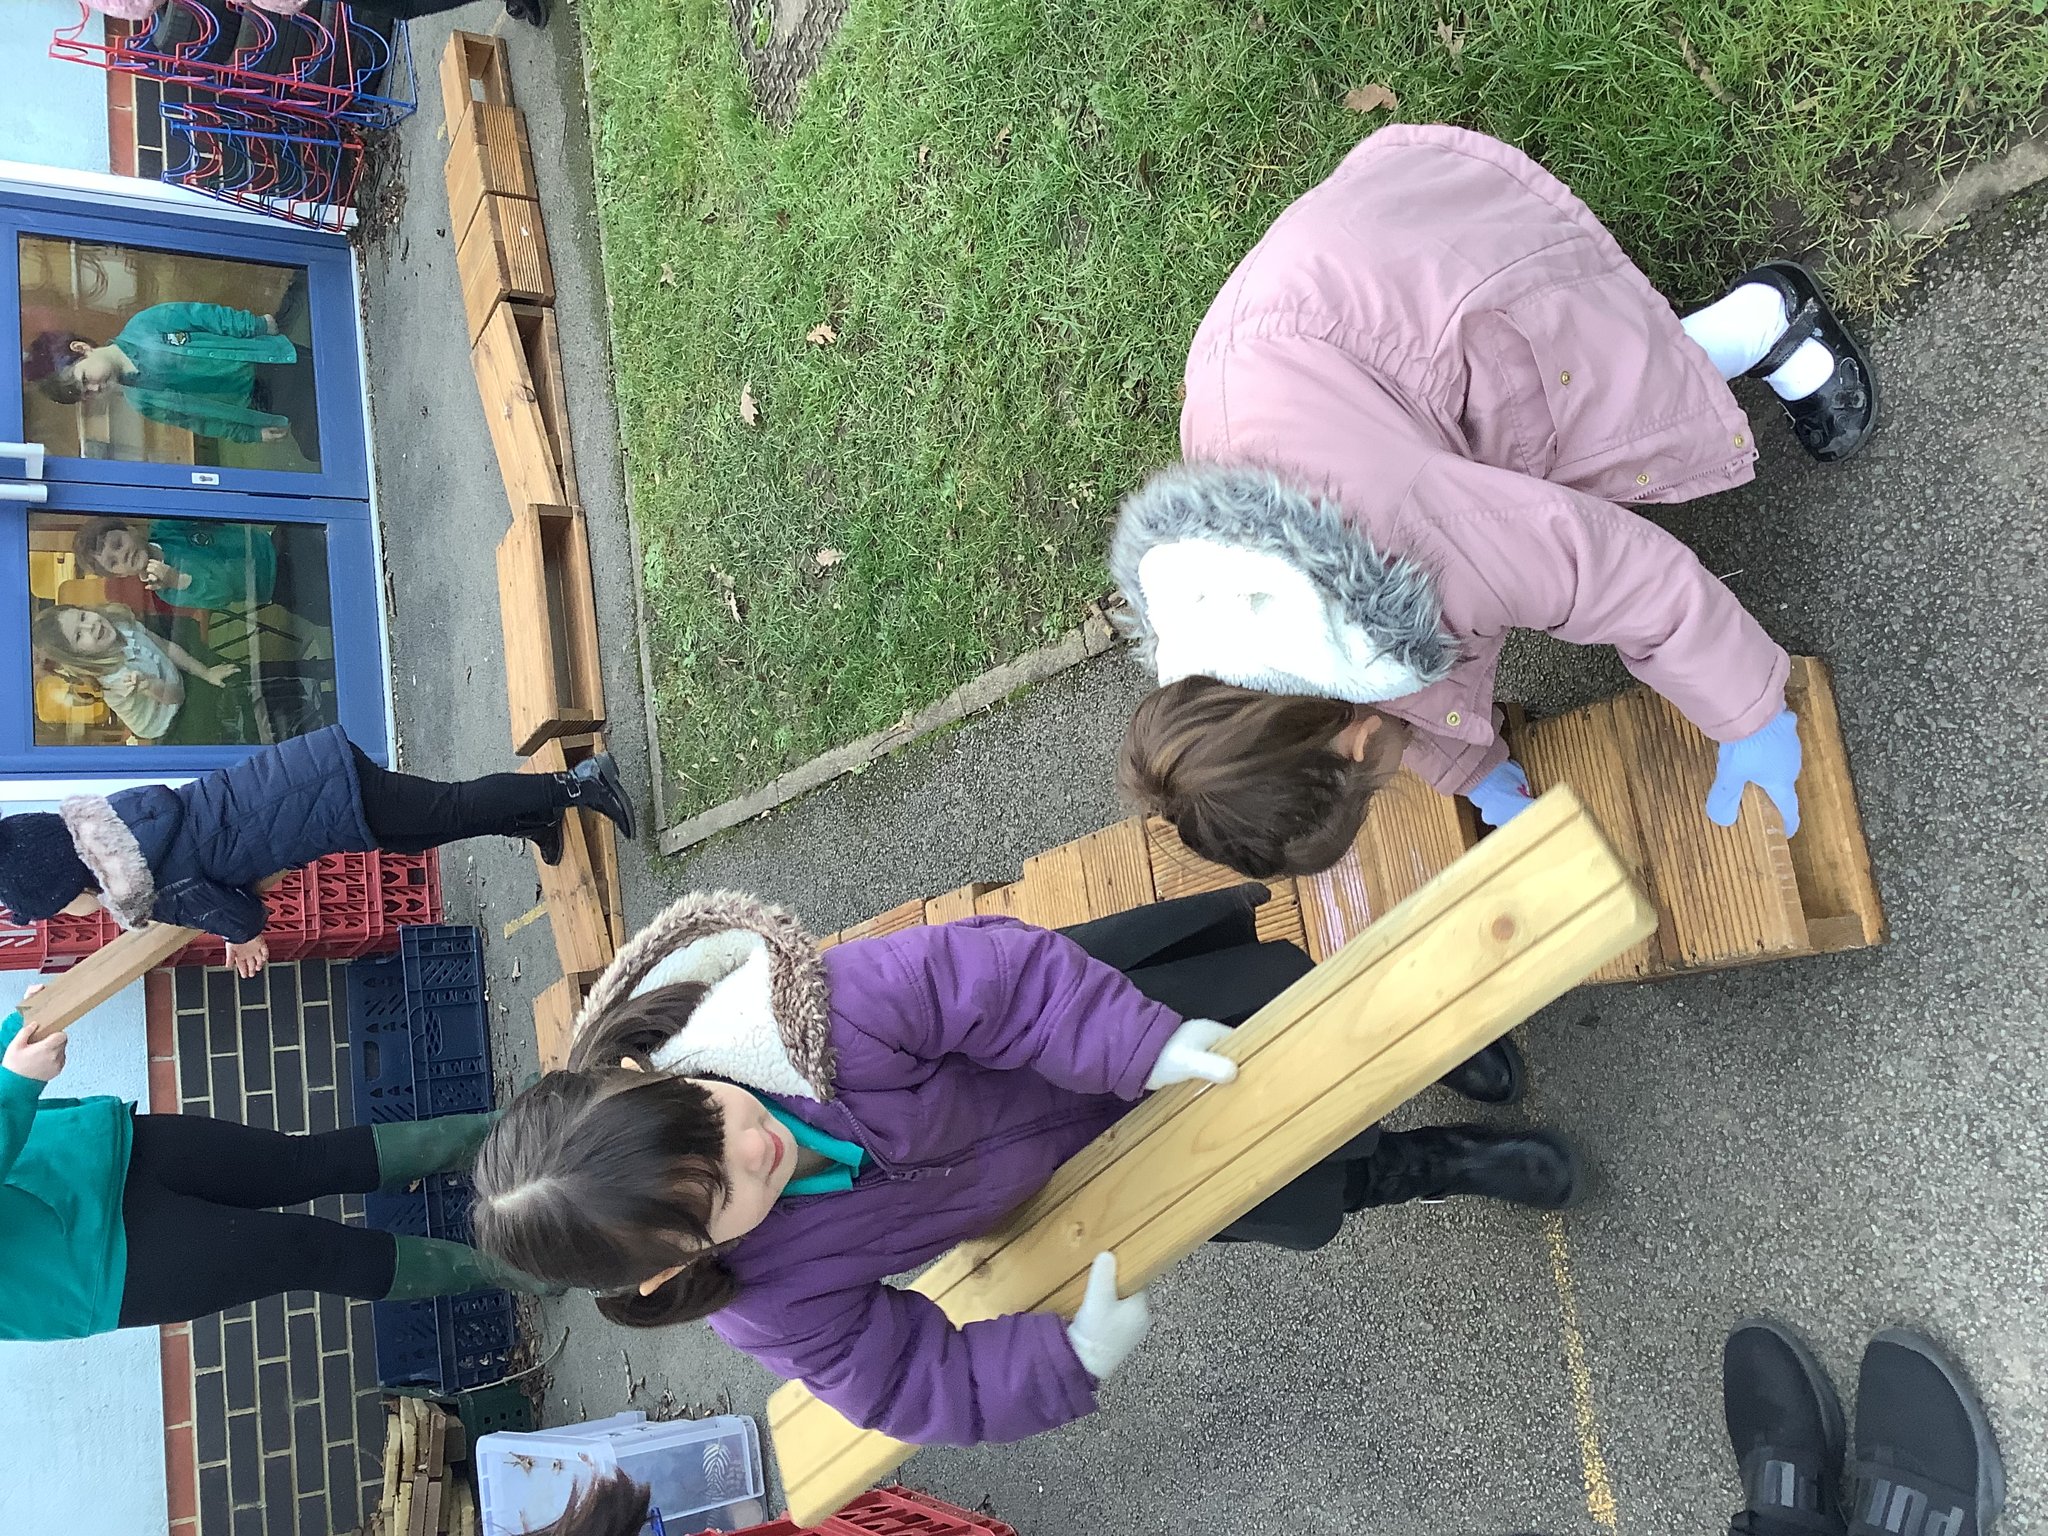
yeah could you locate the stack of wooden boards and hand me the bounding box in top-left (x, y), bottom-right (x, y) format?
top-left (364, 1396), bottom-right (478, 1536)
top-left (811, 656), bottom-right (1884, 980)
top-left (441, 31), bottom-right (628, 1041)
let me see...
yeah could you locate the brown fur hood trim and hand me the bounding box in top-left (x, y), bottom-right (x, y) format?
top-left (59, 795), bottom-right (156, 930)
top-left (573, 890), bottom-right (836, 1100)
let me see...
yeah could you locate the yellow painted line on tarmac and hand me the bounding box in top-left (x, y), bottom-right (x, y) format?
top-left (502, 901), bottom-right (548, 938)
top-left (1543, 1211), bottom-right (1620, 1532)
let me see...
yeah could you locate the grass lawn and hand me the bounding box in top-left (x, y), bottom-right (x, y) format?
top-left (579, 0), bottom-right (2048, 820)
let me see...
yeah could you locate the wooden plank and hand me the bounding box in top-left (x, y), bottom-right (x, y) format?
top-left (508, 302), bottom-right (579, 507)
top-left (924, 884), bottom-right (995, 925)
top-left (972, 883), bottom-right (1025, 919)
top-left (1616, 688), bottom-right (1808, 970)
top-left (16, 921), bottom-right (198, 1037)
top-left (472, 303), bottom-right (565, 512)
top-left (1354, 768), bottom-right (1478, 923)
top-left (837, 899), bottom-right (927, 944)
top-left (769, 787), bottom-right (1657, 1522)
top-left (521, 737), bottom-right (616, 977)
top-left (1781, 656), bottom-right (1886, 951)
top-left (457, 194), bottom-right (554, 344)
top-left (1297, 844), bottom-right (1373, 965)
top-left (1511, 697), bottom-right (1665, 983)
top-left (1073, 819), bottom-right (1156, 920)
top-left (1253, 877), bottom-right (1306, 950)
top-left (444, 102), bottom-right (537, 245)
top-left (539, 735), bottom-right (625, 949)
top-left (1144, 816), bottom-right (1304, 950)
top-left (1016, 841), bottom-right (1092, 929)
top-left (438, 30), bottom-right (512, 130)
top-left (533, 976), bottom-right (580, 1071)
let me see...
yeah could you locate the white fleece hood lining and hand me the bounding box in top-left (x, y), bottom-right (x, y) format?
top-left (631, 929), bottom-right (818, 1100)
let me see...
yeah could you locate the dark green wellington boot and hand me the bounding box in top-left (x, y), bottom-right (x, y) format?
top-left (370, 1112), bottom-right (500, 1191)
top-left (386, 1236), bottom-right (566, 1300)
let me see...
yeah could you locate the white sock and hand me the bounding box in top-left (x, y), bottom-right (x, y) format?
top-left (1681, 282), bottom-right (1836, 400)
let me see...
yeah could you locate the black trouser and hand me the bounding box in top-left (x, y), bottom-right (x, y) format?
top-left (116, 1114), bottom-right (394, 1328)
top-left (351, 744), bottom-right (564, 855)
top-left (1058, 886), bottom-right (1374, 1252)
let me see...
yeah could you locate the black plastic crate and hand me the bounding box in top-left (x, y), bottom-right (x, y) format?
top-left (364, 1170), bottom-right (478, 1244)
top-left (371, 1291), bottom-right (516, 1393)
top-left (344, 925), bottom-right (493, 1124)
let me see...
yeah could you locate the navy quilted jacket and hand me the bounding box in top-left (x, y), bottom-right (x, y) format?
top-left (111, 725), bottom-right (376, 942)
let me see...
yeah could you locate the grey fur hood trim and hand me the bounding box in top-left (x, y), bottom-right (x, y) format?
top-left (59, 795), bottom-right (156, 930)
top-left (573, 890), bottom-right (836, 1100)
top-left (1109, 462), bottom-right (1455, 687)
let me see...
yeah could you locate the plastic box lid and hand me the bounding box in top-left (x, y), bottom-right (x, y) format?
top-left (476, 1412), bottom-right (767, 1534)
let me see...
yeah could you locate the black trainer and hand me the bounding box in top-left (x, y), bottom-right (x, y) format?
top-left (1849, 1330), bottom-right (2004, 1536)
top-left (1343, 1124), bottom-right (1582, 1211)
top-left (1734, 259), bottom-right (1879, 464)
top-left (1723, 1319), bottom-right (1846, 1536)
top-left (1435, 1037), bottom-right (1526, 1105)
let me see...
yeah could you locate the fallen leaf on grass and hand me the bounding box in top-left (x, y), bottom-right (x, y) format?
top-left (993, 124), bottom-right (1013, 164)
top-left (739, 384), bottom-right (760, 425)
top-left (710, 568), bottom-right (744, 623)
top-left (814, 548), bottom-right (846, 569)
top-left (916, 144), bottom-right (932, 169)
top-left (1343, 84), bottom-right (1399, 114)
top-left (806, 322), bottom-right (838, 346)
top-left (1434, 20), bottom-right (1464, 57)
top-left (1670, 21), bottom-right (1738, 107)
top-left (659, 263), bottom-right (677, 287)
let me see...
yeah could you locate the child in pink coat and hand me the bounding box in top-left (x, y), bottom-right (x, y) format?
top-left (1115, 124), bottom-right (1875, 879)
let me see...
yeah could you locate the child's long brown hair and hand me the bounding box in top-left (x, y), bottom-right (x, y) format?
top-left (470, 983), bottom-right (740, 1329)
top-left (1120, 676), bottom-right (1408, 878)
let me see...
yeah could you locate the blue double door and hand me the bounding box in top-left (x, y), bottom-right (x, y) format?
top-left (0, 186), bottom-right (386, 778)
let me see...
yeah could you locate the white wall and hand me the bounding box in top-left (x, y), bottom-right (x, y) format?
top-left (0, 3), bottom-right (113, 176)
top-left (0, 826), bottom-right (167, 1533)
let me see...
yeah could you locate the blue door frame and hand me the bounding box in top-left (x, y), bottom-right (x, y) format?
top-left (2, 184), bottom-right (386, 778)
top-left (1, 186), bottom-right (369, 501)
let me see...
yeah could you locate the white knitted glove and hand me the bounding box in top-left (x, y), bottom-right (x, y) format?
top-left (1143, 1019), bottom-right (1237, 1091)
top-left (1065, 1251), bottom-right (1151, 1382)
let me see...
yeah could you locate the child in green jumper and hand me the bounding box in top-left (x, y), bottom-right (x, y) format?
top-left (0, 1005), bottom-right (551, 1343)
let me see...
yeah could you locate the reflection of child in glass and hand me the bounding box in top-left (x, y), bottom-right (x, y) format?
top-left (23, 303), bottom-right (300, 450)
top-left (72, 517), bottom-right (276, 616)
top-left (29, 603), bottom-right (238, 742)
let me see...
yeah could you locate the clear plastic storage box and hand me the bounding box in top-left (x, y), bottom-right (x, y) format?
top-left (476, 1411), bottom-right (768, 1534)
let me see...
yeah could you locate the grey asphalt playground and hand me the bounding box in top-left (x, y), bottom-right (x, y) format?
top-left (363, 12), bottom-right (2048, 1532)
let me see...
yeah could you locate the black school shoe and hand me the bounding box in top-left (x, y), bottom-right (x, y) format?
top-left (1344, 1124), bottom-right (1582, 1210)
top-left (1849, 1331), bottom-right (2005, 1536)
top-left (1435, 1037), bottom-right (1526, 1104)
top-left (1735, 260), bottom-right (1880, 464)
top-left (1723, 1319), bottom-right (1848, 1536)
top-left (502, 0), bottom-right (549, 26)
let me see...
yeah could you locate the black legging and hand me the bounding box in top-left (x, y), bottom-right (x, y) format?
top-left (350, 744), bottom-right (564, 855)
top-left (116, 1114), bottom-right (393, 1328)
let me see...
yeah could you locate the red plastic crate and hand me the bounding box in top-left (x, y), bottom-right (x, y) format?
top-left (310, 852), bottom-right (379, 958)
top-left (0, 918), bottom-right (47, 971)
top-left (368, 848), bottom-right (442, 953)
top-left (709, 1488), bottom-right (1016, 1536)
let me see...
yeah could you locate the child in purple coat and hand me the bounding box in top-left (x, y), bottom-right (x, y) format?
top-left (472, 887), bottom-right (1581, 1448)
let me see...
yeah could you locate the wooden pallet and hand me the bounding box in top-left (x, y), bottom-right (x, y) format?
top-left (523, 733), bottom-right (628, 984)
top-left (495, 502), bottom-right (606, 754)
top-left (445, 101), bottom-right (537, 246)
top-left (438, 29), bottom-right (512, 129)
top-left (458, 192), bottom-right (554, 343)
top-left (365, 1397), bottom-right (477, 1536)
top-left (534, 969), bottom-right (599, 1071)
top-left (472, 301), bottom-right (574, 511)
top-left (816, 658), bottom-right (1882, 984)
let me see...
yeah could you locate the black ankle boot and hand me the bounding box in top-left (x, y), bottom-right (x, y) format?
top-left (526, 816), bottom-right (565, 867)
top-left (554, 753), bottom-right (636, 840)
top-left (1435, 1038), bottom-right (1525, 1104)
top-left (1344, 1124), bottom-right (1582, 1211)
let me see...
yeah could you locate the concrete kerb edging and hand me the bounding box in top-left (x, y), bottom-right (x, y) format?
top-left (655, 606), bottom-right (1124, 856)
top-left (1888, 132), bottom-right (2048, 238)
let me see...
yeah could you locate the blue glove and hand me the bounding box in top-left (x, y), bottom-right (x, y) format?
top-left (1705, 709), bottom-right (1802, 835)
top-left (1467, 759), bottom-right (1536, 828)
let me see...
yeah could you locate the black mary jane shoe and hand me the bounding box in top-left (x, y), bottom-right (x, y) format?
top-left (502, 0), bottom-right (550, 28)
top-left (1734, 259), bottom-right (1880, 464)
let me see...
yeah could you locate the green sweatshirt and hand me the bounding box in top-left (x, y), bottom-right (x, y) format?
top-left (0, 1011), bottom-right (134, 1341)
top-left (148, 518), bottom-right (278, 612)
top-left (112, 301), bottom-right (297, 445)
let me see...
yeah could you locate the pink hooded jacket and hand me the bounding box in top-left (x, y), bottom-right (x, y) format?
top-left (1113, 124), bottom-right (1789, 794)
